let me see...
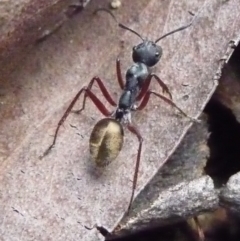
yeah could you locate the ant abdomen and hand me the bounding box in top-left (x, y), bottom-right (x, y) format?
top-left (89, 118), bottom-right (124, 167)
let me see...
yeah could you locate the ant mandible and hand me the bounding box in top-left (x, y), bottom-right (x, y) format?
top-left (41, 8), bottom-right (199, 212)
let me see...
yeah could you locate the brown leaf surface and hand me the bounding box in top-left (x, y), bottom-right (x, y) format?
top-left (0, 0), bottom-right (239, 240)
top-left (0, 0), bottom-right (78, 75)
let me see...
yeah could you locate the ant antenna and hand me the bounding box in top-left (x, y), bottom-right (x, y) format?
top-left (94, 8), bottom-right (144, 41)
top-left (155, 22), bottom-right (192, 43)
top-left (154, 9), bottom-right (201, 43)
top-left (95, 8), bottom-right (200, 44)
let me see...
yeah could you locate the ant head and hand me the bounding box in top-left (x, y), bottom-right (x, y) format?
top-left (132, 41), bottom-right (162, 67)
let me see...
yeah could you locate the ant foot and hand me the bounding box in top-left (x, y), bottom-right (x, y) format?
top-left (71, 109), bottom-right (83, 115)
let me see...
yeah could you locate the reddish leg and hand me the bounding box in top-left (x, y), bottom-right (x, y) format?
top-left (73, 76), bottom-right (117, 114)
top-left (116, 58), bottom-right (124, 90)
top-left (127, 124), bottom-right (143, 212)
top-left (137, 74), bottom-right (172, 101)
top-left (40, 88), bottom-right (112, 159)
top-left (137, 90), bottom-right (199, 122)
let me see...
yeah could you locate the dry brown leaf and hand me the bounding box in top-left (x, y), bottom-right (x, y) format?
top-left (0, 0), bottom-right (240, 240)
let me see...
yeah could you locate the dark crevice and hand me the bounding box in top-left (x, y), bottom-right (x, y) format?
top-left (105, 221), bottom-right (198, 241)
top-left (204, 98), bottom-right (240, 187)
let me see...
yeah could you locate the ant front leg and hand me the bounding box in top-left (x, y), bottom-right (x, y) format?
top-left (126, 124), bottom-right (143, 212)
top-left (40, 88), bottom-right (112, 159)
top-left (137, 74), bottom-right (172, 101)
top-left (137, 90), bottom-right (199, 122)
top-left (73, 76), bottom-right (117, 114)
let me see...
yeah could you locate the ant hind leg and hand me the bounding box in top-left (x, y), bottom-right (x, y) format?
top-left (40, 88), bottom-right (112, 159)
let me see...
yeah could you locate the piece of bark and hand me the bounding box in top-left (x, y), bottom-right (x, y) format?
top-left (220, 172), bottom-right (240, 215)
top-left (111, 176), bottom-right (219, 237)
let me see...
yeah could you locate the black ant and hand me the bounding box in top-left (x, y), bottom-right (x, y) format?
top-left (40, 8), bottom-right (199, 212)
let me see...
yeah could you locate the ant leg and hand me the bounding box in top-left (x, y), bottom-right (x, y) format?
top-left (152, 74), bottom-right (172, 99)
top-left (85, 224), bottom-right (111, 238)
top-left (73, 76), bottom-right (117, 114)
top-left (116, 58), bottom-right (124, 89)
top-left (126, 124), bottom-right (143, 212)
top-left (137, 90), bottom-right (199, 122)
top-left (137, 74), bottom-right (172, 101)
top-left (40, 88), bottom-right (112, 159)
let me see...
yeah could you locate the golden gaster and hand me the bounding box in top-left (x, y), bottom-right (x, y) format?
top-left (90, 118), bottom-right (124, 166)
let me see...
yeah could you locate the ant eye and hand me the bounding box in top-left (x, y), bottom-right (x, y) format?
top-left (133, 46), bottom-right (137, 51)
top-left (155, 52), bottom-right (160, 57)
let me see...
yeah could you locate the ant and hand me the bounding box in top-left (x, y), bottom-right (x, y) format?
top-left (41, 8), bottom-right (199, 213)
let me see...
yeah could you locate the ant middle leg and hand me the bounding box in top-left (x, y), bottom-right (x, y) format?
top-left (40, 88), bottom-right (112, 159)
top-left (137, 90), bottom-right (199, 122)
top-left (72, 76), bottom-right (117, 114)
top-left (137, 74), bottom-right (172, 101)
